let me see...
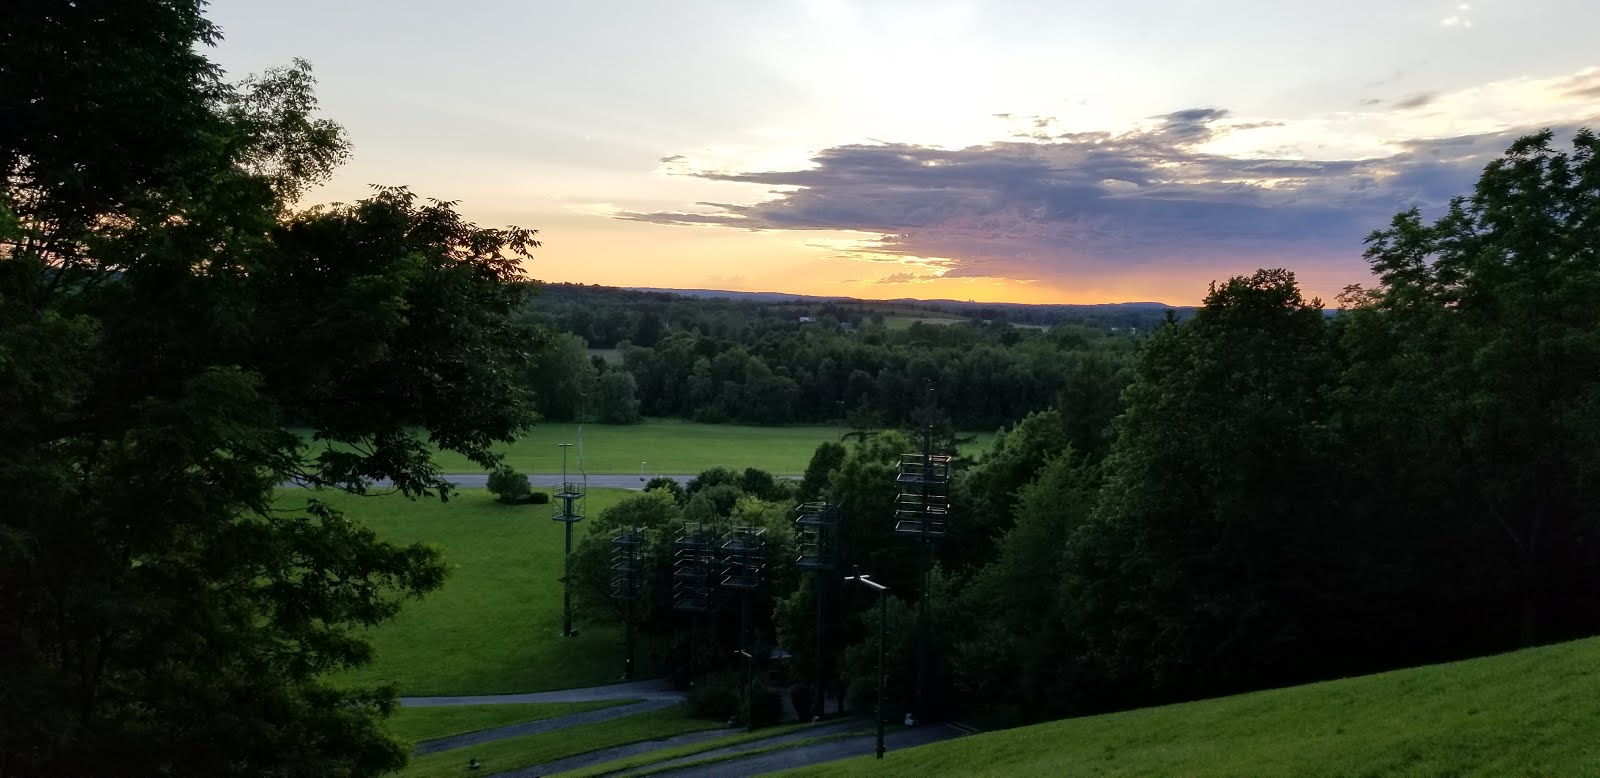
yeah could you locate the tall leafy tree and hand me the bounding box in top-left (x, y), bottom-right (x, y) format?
top-left (0, 3), bottom-right (539, 774)
top-left (1067, 270), bottom-right (1346, 702)
top-left (1349, 128), bottom-right (1600, 648)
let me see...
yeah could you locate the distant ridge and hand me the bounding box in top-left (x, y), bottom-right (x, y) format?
top-left (626, 287), bottom-right (1181, 309)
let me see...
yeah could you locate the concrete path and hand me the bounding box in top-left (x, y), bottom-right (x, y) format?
top-left (649, 723), bottom-right (968, 777)
top-left (413, 698), bottom-right (681, 756)
top-left (401, 678), bottom-right (684, 707)
top-left (492, 727), bottom-right (740, 778)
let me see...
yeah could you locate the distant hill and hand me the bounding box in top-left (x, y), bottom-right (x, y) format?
top-left (624, 286), bottom-right (1198, 327)
top-left (792, 636), bottom-right (1600, 776)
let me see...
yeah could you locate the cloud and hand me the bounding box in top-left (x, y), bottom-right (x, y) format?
top-left (659, 154), bottom-right (686, 163)
top-left (1393, 92), bottom-right (1438, 110)
top-left (618, 105), bottom-right (1597, 286)
top-left (1560, 69), bottom-right (1600, 99)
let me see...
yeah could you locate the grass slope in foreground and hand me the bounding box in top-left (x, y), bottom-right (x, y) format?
top-left (284, 487), bottom-right (634, 696)
top-left (790, 637), bottom-right (1600, 776)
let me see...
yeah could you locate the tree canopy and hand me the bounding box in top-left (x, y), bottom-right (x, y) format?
top-left (1, 2), bottom-right (540, 773)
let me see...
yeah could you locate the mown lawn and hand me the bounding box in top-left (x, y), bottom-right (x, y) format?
top-left (287, 487), bottom-right (634, 696)
top-left (401, 705), bottom-right (726, 778)
top-left (300, 418), bottom-right (995, 476)
top-left (785, 637), bottom-right (1600, 776)
top-left (384, 701), bottom-right (631, 745)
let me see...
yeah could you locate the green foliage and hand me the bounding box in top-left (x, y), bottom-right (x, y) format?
top-left (1068, 269), bottom-right (1342, 701)
top-left (530, 332), bottom-right (598, 421)
top-left (0, 6), bottom-right (542, 771)
top-left (595, 369), bottom-right (643, 423)
top-left (685, 669), bottom-right (744, 720)
top-left (486, 464), bottom-right (533, 504)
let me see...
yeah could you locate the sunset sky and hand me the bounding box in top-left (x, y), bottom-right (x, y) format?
top-left (207, 0), bottom-right (1600, 305)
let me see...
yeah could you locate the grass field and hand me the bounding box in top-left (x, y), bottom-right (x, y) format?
top-left (385, 701), bottom-right (630, 745)
top-left (401, 705), bottom-right (726, 778)
top-left (289, 487), bottom-right (634, 696)
top-left (417, 418), bottom-right (994, 475)
top-left (884, 313), bottom-right (970, 330)
top-left (788, 637), bottom-right (1600, 776)
top-left (558, 721), bottom-right (819, 777)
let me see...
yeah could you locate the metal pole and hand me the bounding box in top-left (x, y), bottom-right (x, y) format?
top-left (559, 443), bottom-right (575, 638)
top-left (624, 573), bottom-right (635, 679)
top-left (741, 591), bottom-right (753, 732)
top-left (916, 421), bottom-right (932, 723)
top-left (814, 571), bottom-right (825, 720)
top-left (846, 569), bottom-right (888, 759)
top-left (877, 583), bottom-right (886, 759)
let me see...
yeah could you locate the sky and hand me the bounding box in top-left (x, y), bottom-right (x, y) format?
top-left (206, 0), bottom-right (1600, 305)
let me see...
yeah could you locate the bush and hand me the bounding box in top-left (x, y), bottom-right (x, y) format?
top-left (789, 682), bottom-right (815, 722)
top-left (685, 669), bottom-right (742, 721)
top-left (684, 670), bottom-right (784, 728)
top-left (486, 464), bottom-right (532, 504)
top-left (526, 490), bottom-right (550, 504)
top-left (746, 682), bottom-right (784, 728)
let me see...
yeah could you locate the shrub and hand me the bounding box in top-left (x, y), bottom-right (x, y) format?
top-left (526, 490), bottom-right (550, 504)
top-left (486, 464), bottom-right (532, 504)
top-left (685, 669), bottom-right (742, 721)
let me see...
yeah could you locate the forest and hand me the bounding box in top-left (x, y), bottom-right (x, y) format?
top-left (560, 129), bottom-right (1600, 729)
top-left (519, 284), bottom-right (1142, 430)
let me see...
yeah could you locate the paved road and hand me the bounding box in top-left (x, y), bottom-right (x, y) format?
top-left (412, 698), bottom-right (681, 756)
top-left (650, 723), bottom-right (968, 777)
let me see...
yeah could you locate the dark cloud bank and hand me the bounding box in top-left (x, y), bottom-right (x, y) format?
top-left (623, 110), bottom-right (1596, 284)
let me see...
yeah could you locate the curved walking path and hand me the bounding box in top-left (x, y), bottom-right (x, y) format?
top-left (401, 678), bottom-right (684, 708)
top-left (412, 699), bottom-right (679, 756)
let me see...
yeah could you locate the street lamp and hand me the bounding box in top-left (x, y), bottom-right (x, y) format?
top-left (640, 461), bottom-right (647, 482)
top-left (845, 566), bottom-right (888, 760)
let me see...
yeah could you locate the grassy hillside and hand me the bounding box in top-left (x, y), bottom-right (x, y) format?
top-left (285, 488), bottom-right (635, 695)
top-left (791, 638), bottom-right (1600, 776)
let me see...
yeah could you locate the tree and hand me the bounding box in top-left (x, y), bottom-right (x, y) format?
top-left (530, 333), bottom-right (598, 421)
top-left (0, 4), bottom-right (539, 773)
top-left (1066, 269), bottom-right (1345, 703)
top-left (1349, 129), bottom-right (1600, 648)
top-left (594, 369), bottom-right (642, 424)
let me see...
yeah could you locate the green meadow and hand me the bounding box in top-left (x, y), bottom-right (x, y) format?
top-left (302, 418), bottom-right (994, 476)
top-left (290, 488), bottom-right (635, 696)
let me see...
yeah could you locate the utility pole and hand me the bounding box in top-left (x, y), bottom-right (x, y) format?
top-left (554, 442), bottom-right (584, 637)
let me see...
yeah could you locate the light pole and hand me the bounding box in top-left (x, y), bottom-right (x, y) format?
top-left (845, 567), bottom-right (888, 759)
top-left (640, 461), bottom-right (647, 482)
